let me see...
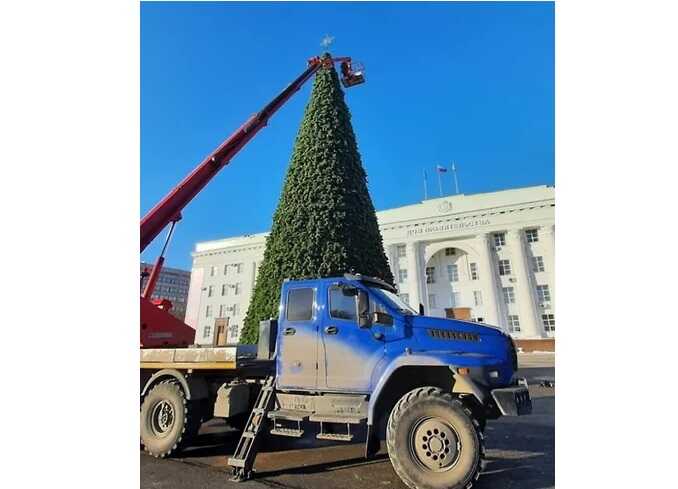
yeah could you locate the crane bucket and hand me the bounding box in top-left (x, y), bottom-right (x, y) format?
top-left (340, 60), bottom-right (365, 88)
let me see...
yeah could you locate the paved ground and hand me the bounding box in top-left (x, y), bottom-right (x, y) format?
top-left (141, 353), bottom-right (555, 489)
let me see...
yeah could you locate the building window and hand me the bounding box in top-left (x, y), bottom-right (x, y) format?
top-left (205, 305), bottom-right (212, 318)
top-left (286, 288), bottom-right (314, 321)
top-left (450, 292), bottom-right (461, 307)
top-left (398, 269), bottom-right (408, 283)
top-left (542, 314), bottom-right (555, 331)
top-left (473, 290), bottom-right (483, 306)
top-left (536, 285), bottom-right (551, 303)
top-left (329, 285), bottom-right (358, 321)
top-left (493, 232), bottom-right (506, 247)
top-left (396, 245), bottom-right (406, 258)
top-left (224, 263), bottom-right (243, 275)
top-left (470, 262), bottom-right (479, 280)
top-left (207, 285), bottom-right (214, 297)
top-left (203, 325), bottom-right (211, 338)
top-left (234, 282), bottom-right (242, 295)
top-left (210, 266), bottom-right (217, 277)
top-left (231, 303), bottom-right (240, 317)
top-left (508, 315), bottom-right (521, 332)
top-left (526, 229), bottom-right (539, 243)
top-left (426, 267), bottom-right (436, 284)
top-left (399, 293), bottom-right (410, 304)
top-left (503, 286), bottom-right (516, 304)
top-left (219, 304), bottom-right (226, 318)
top-left (221, 284), bottom-right (227, 296)
top-left (428, 294), bottom-right (437, 309)
top-left (532, 256), bottom-right (545, 273)
top-left (447, 264), bottom-right (459, 282)
top-left (445, 247), bottom-right (456, 256)
top-left (498, 259), bottom-right (512, 275)
top-left (229, 324), bottom-right (239, 338)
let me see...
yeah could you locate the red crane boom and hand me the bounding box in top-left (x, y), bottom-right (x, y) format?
top-left (140, 55), bottom-right (364, 348)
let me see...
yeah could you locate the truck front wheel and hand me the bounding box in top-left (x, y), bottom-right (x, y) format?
top-left (386, 387), bottom-right (484, 489)
top-left (140, 380), bottom-right (200, 457)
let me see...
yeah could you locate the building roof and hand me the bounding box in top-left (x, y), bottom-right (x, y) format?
top-left (140, 262), bottom-right (191, 275)
top-left (376, 185), bottom-right (554, 225)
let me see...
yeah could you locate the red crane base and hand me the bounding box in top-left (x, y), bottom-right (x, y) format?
top-left (140, 296), bottom-right (195, 348)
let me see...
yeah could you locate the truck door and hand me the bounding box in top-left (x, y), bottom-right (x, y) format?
top-left (320, 283), bottom-right (386, 391)
top-left (276, 284), bottom-right (319, 390)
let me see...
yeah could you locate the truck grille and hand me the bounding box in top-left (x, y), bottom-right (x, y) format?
top-left (427, 329), bottom-right (480, 342)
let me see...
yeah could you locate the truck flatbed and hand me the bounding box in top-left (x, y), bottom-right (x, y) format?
top-left (140, 345), bottom-right (262, 371)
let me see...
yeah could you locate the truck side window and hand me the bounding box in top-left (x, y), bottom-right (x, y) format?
top-left (369, 297), bottom-right (393, 325)
top-left (286, 288), bottom-right (314, 321)
top-left (329, 286), bottom-right (358, 321)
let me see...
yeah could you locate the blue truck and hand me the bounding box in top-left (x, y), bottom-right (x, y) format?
top-left (140, 273), bottom-right (531, 489)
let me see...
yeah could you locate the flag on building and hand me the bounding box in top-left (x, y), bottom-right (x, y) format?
top-left (436, 164), bottom-right (448, 173)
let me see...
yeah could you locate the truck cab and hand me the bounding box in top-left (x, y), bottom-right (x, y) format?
top-left (276, 273), bottom-right (521, 402)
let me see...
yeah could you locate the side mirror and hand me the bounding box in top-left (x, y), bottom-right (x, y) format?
top-left (357, 290), bottom-right (371, 328)
top-left (372, 311), bottom-right (394, 326)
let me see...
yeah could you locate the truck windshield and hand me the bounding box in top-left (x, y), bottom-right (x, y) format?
top-left (369, 287), bottom-right (418, 315)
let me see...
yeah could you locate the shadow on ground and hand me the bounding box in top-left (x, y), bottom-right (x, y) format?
top-left (164, 384), bottom-right (554, 489)
top-left (145, 360), bottom-right (555, 489)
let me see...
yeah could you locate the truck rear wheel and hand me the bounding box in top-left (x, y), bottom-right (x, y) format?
top-left (386, 387), bottom-right (484, 489)
top-left (140, 380), bottom-right (199, 457)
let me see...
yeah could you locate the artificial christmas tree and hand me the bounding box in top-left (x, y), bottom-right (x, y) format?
top-left (241, 53), bottom-right (393, 344)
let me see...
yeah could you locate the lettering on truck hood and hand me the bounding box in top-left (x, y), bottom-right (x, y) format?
top-left (406, 315), bottom-right (513, 370)
top-left (409, 315), bottom-right (504, 337)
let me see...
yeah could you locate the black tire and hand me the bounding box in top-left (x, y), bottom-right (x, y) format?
top-left (186, 399), bottom-right (205, 439)
top-left (227, 412), bottom-right (249, 432)
top-left (386, 386), bottom-right (484, 489)
top-left (140, 380), bottom-right (200, 457)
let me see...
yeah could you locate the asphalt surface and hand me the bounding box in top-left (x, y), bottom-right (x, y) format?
top-left (141, 353), bottom-right (555, 489)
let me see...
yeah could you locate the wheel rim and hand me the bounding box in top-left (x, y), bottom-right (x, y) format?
top-left (409, 417), bottom-right (461, 472)
top-left (150, 400), bottom-right (175, 438)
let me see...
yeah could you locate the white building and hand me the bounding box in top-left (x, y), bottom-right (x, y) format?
top-left (185, 185), bottom-right (555, 349)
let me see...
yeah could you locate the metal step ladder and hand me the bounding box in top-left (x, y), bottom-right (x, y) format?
top-left (310, 414), bottom-right (366, 442)
top-left (268, 409), bottom-right (308, 438)
top-left (228, 375), bottom-right (276, 482)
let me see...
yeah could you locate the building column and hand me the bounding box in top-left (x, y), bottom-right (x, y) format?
top-left (250, 261), bottom-right (258, 291)
top-left (475, 234), bottom-right (500, 327)
top-left (184, 267), bottom-right (205, 332)
top-left (406, 241), bottom-right (423, 311)
top-left (542, 225), bottom-right (556, 307)
top-left (387, 244), bottom-right (399, 283)
top-left (507, 229), bottom-right (542, 338)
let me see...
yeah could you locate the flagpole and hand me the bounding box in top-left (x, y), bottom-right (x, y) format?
top-left (423, 169), bottom-right (428, 200)
top-left (451, 162), bottom-right (460, 194)
top-left (437, 170), bottom-right (443, 197)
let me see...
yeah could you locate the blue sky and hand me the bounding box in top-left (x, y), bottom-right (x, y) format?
top-left (141, 1), bottom-right (554, 269)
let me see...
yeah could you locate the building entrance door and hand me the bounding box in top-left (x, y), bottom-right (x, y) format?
top-left (213, 318), bottom-right (228, 346)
